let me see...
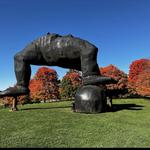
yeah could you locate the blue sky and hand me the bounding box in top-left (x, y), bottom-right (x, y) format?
top-left (0, 0), bottom-right (150, 90)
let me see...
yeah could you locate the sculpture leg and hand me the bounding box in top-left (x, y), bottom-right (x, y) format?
top-left (75, 44), bottom-right (116, 113)
top-left (81, 46), bottom-right (117, 85)
top-left (81, 46), bottom-right (100, 77)
top-left (14, 52), bottom-right (31, 88)
top-left (106, 96), bottom-right (112, 111)
top-left (14, 44), bottom-right (47, 90)
top-left (0, 44), bottom-right (46, 97)
top-left (10, 96), bottom-right (18, 111)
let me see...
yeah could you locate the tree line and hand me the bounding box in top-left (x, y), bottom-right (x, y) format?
top-left (1, 58), bottom-right (150, 106)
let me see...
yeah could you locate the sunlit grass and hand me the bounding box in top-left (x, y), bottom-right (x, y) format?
top-left (0, 98), bottom-right (150, 148)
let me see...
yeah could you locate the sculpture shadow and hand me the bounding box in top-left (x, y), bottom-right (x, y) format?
top-left (111, 103), bottom-right (144, 112)
top-left (20, 103), bottom-right (144, 112)
top-left (20, 105), bottom-right (71, 111)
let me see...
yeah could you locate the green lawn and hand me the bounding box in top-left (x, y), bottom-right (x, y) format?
top-left (0, 98), bottom-right (150, 148)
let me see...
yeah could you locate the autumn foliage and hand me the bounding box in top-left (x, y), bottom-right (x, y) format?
top-left (1, 58), bottom-right (150, 108)
top-left (128, 59), bottom-right (150, 97)
top-left (29, 67), bottom-right (60, 101)
top-left (100, 64), bottom-right (128, 91)
top-left (1, 92), bottom-right (30, 107)
top-left (59, 69), bottom-right (82, 98)
top-left (1, 67), bottom-right (60, 107)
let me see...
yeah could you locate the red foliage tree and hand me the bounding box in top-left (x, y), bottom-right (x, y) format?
top-left (29, 67), bottom-right (60, 101)
top-left (64, 69), bottom-right (82, 87)
top-left (1, 83), bottom-right (30, 107)
top-left (2, 67), bottom-right (59, 107)
top-left (100, 64), bottom-right (128, 91)
top-left (128, 59), bottom-right (150, 96)
top-left (128, 59), bottom-right (149, 88)
top-left (2, 93), bottom-right (29, 107)
top-left (135, 69), bottom-right (150, 96)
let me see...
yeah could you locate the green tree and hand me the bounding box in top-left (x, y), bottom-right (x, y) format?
top-left (60, 78), bottom-right (74, 99)
top-left (59, 70), bottom-right (82, 99)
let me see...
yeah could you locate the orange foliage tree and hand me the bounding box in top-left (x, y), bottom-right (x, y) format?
top-left (29, 67), bottom-right (60, 102)
top-left (128, 58), bottom-right (150, 97)
top-left (100, 64), bottom-right (128, 97)
top-left (2, 67), bottom-right (59, 107)
top-left (59, 69), bottom-right (82, 99)
top-left (135, 69), bottom-right (150, 96)
top-left (1, 91), bottom-right (30, 107)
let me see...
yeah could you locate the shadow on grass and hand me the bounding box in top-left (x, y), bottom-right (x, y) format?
top-left (19, 102), bottom-right (144, 112)
top-left (20, 105), bottom-right (72, 111)
top-left (111, 103), bottom-right (144, 112)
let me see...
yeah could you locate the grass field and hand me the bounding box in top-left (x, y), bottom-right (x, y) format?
top-left (0, 98), bottom-right (150, 148)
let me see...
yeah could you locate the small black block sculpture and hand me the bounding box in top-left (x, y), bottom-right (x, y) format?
top-left (75, 85), bottom-right (106, 113)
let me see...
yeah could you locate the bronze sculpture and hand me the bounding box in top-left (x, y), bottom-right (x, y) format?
top-left (0, 33), bottom-right (117, 112)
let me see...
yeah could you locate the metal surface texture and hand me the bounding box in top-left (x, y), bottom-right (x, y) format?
top-left (75, 85), bottom-right (106, 113)
top-left (0, 33), bottom-right (117, 113)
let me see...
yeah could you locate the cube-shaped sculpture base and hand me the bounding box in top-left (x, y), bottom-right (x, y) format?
top-left (74, 85), bottom-right (106, 113)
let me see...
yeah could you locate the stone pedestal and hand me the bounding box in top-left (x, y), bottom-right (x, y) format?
top-left (74, 85), bottom-right (106, 113)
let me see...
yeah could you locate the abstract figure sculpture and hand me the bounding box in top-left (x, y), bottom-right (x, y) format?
top-left (0, 33), bottom-right (117, 112)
